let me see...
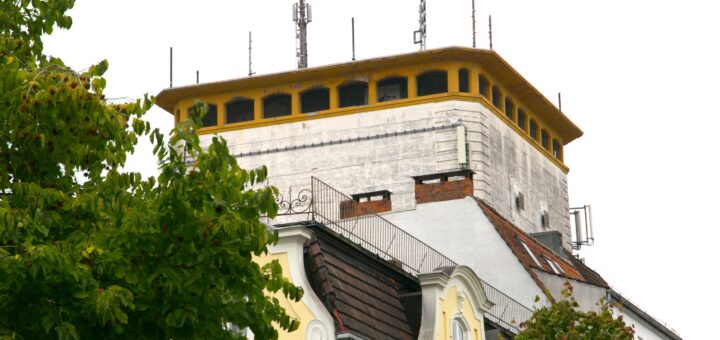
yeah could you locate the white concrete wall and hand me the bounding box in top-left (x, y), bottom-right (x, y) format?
top-left (383, 197), bottom-right (545, 309)
top-left (203, 99), bottom-right (570, 246)
top-left (533, 272), bottom-right (606, 313)
top-left (615, 305), bottom-right (678, 340)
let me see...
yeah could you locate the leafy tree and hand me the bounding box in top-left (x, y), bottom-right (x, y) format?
top-left (515, 282), bottom-right (634, 340)
top-left (0, 1), bottom-right (301, 338)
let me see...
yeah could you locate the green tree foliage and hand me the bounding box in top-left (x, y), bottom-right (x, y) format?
top-left (1, 1), bottom-right (302, 338)
top-left (515, 282), bottom-right (634, 340)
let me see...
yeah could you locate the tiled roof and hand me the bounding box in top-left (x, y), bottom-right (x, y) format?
top-left (475, 199), bottom-right (609, 291)
top-left (304, 225), bottom-right (419, 340)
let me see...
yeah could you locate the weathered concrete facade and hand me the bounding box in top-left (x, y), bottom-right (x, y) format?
top-left (207, 99), bottom-right (572, 248)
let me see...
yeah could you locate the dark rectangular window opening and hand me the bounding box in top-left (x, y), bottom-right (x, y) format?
top-left (492, 85), bottom-right (502, 109)
top-left (226, 98), bottom-right (254, 124)
top-left (338, 82), bottom-right (368, 108)
top-left (479, 76), bottom-right (489, 97)
top-left (301, 88), bottom-right (330, 113)
top-left (377, 77), bottom-right (408, 102)
top-left (530, 120), bottom-right (538, 140)
top-left (201, 104), bottom-right (218, 128)
top-left (541, 130), bottom-right (549, 150)
top-left (458, 69), bottom-right (470, 93)
top-left (263, 93), bottom-right (292, 118)
top-left (504, 97), bottom-right (515, 120)
top-left (174, 109), bottom-right (180, 125)
top-left (552, 139), bottom-right (562, 159)
top-left (417, 71), bottom-right (448, 96)
top-left (517, 109), bottom-right (526, 130)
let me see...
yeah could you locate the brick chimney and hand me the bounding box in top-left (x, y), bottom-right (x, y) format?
top-left (340, 190), bottom-right (392, 218)
top-left (412, 169), bottom-right (474, 204)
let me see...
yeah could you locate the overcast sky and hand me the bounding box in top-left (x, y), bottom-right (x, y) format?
top-left (43, 1), bottom-right (720, 338)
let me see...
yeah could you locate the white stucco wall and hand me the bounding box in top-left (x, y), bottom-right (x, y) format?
top-left (382, 197), bottom-right (544, 309)
top-left (614, 303), bottom-right (679, 340)
top-left (533, 272), bottom-right (606, 313)
top-left (203, 99), bottom-right (570, 247)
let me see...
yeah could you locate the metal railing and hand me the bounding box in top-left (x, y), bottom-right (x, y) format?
top-left (310, 177), bottom-right (454, 275)
top-left (306, 176), bottom-right (533, 333)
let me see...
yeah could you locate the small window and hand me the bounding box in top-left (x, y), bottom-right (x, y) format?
top-left (458, 68), bottom-right (469, 93)
top-left (225, 97), bottom-right (254, 124)
top-left (377, 76), bottom-right (408, 102)
top-left (300, 87), bottom-right (330, 113)
top-left (338, 81), bottom-right (368, 108)
top-left (517, 109), bottom-right (526, 130)
top-left (519, 239), bottom-right (542, 267)
top-left (478, 75), bottom-right (489, 97)
top-left (417, 70), bottom-right (448, 96)
top-left (491, 85), bottom-right (502, 109)
top-left (515, 192), bottom-right (525, 211)
top-left (541, 130), bottom-right (549, 150)
top-left (552, 139), bottom-right (562, 159)
top-left (174, 109), bottom-right (180, 125)
top-left (504, 97), bottom-right (515, 120)
top-left (529, 119), bottom-right (538, 140)
top-left (541, 210), bottom-right (550, 228)
top-left (263, 93), bottom-right (292, 118)
top-left (199, 104), bottom-right (217, 128)
top-left (451, 318), bottom-right (468, 340)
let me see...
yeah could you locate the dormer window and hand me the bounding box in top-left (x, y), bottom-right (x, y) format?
top-left (377, 76), bottom-right (408, 102)
top-left (518, 238), bottom-right (542, 267)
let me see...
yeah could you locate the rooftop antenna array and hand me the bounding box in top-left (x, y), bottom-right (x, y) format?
top-left (570, 205), bottom-right (595, 250)
top-left (488, 15), bottom-right (493, 49)
top-left (471, 0), bottom-right (476, 48)
top-left (413, 0), bottom-right (427, 50)
top-left (248, 31), bottom-right (255, 76)
top-left (293, 0), bottom-right (312, 69)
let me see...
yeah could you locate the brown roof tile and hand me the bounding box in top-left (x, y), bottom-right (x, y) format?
top-left (475, 198), bottom-right (608, 292)
top-left (304, 226), bottom-right (419, 340)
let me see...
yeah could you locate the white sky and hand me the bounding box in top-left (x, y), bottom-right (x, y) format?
top-left (43, 1), bottom-right (720, 338)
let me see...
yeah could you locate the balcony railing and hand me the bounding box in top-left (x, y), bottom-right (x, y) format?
top-left (297, 176), bottom-right (533, 334)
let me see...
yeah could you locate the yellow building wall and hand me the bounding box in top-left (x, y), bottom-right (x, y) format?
top-left (254, 252), bottom-right (316, 340)
top-left (436, 286), bottom-right (485, 340)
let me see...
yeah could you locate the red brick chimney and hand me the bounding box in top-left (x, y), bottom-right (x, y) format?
top-left (412, 170), bottom-right (474, 204)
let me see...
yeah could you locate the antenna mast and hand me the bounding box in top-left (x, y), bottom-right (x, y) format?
top-left (293, 0), bottom-right (312, 69)
top-left (351, 17), bottom-right (356, 61)
top-left (248, 31), bottom-right (255, 76)
top-left (169, 47), bottom-right (173, 88)
top-left (413, 0), bottom-right (427, 50)
top-left (471, 0), bottom-right (476, 48)
top-left (488, 15), bottom-right (493, 49)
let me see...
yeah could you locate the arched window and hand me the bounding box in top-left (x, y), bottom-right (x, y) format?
top-left (416, 70), bottom-right (448, 96)
top-left (301, 87), bottom-right (330, 113)
top-left (458, 68), bottom-right (470, 93)
top-left (225, 97), bottom-right (254, 124)
top-left (541, 129), bottom-right (550, 150)
top-left (504, 97), bottom-right (515, 120)
top-left (451, 318), bottom-right (468, 340)
top-left (552, 139), bottom-right (562, 160)
top-left (529, 119), bottom-right (539, 140)
top-left (263, 93), bottom-right (292, 118)
top-left (338, 81), bottom-right (368, 108)
top-left (491, 85), bottom-right (502, 109)
top-left (517, 109), bottom-right (527, 130)
top-left (478, 75), bottom-right (489, 97)
top-left (376, 76), bottom-right (408, 102)
top-left (196, 103), bottom-right (217, 128)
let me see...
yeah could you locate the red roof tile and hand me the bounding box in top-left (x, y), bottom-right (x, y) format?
top-left (475, 198), bottom-right (609, 291)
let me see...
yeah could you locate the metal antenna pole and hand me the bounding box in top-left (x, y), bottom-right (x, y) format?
top-left (169, 47), bottom-right (173, 88)
top-left (196, 70), bottom-right (199, 84)
top-left (413, 0), bottom-right (427, 50)
top-left (488, 15), bottom-right (493, 49)
top-left (351, 17), bottom-right (356, 61)
top-left (293, 0), bottom-right (311, 69)
top-left (558, 92), bottom-right (562, 112)
top-left (472, 0), bottom-right (476, 48)
top-left (248, 31), bottom-right (255, 76)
